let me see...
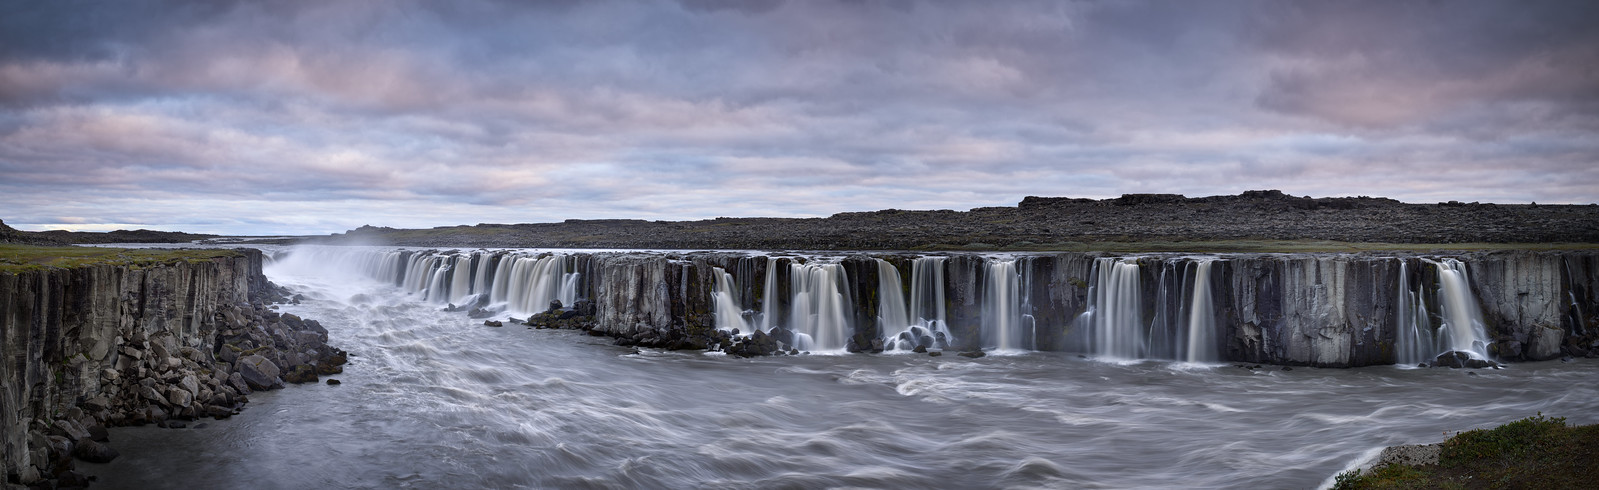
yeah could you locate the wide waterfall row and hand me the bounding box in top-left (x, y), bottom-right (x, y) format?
top-left (276, 246), bottom-right (1598, 366)
top-left (273, 246), bottom-right (583, 316)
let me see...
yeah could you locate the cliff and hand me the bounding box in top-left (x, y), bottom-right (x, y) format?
top-left (1, 248), bottom-right (345, 487)
top-left (309, 247), bottom-right (1598, 367)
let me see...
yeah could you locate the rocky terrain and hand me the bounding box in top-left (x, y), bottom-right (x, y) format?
top-left (0, 220), bottom-right (66, 247)
top-left (0, 219), bottom-right (215, 246)
top-left (314, 191), bottom-right (1599, 250)
top-left (370, 247), bottom-right (1599, 367)
top-left (1, 248), bottom-right (347, 488)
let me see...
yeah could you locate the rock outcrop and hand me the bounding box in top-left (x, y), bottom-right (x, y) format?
top-left (305, 190), bottom-right (1599, 249)
top-left (0, 249), bottom-right (346, 487)
top-left (339, 247), bottom-right (1599, 366)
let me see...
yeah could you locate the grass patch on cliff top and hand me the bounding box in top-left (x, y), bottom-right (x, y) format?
top-left (918, 240), bottom-right (1599, 253)
top-left (0, 244), bottom-right (241, 273)
top-left (1334, 414), bottom-right (1599, 490)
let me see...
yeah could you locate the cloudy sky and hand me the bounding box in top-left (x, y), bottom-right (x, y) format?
top-left (2, 0), bottom-right (1596, 235)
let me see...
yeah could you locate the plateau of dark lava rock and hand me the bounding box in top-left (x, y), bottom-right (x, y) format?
top-left (311, 191), bottom-right (1599, 250)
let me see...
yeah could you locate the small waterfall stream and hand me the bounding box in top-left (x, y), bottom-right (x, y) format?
top-left (1087, 257), bottom-right (1145, 360)
top-left (1428, 258), bottom-right (1492, 358)
top-left (1183, 260), bottom-right (1218, 363)
top-left (787, 262), bottom-right (852, 351)
top-left (712, 267), bottom-right (753, 334)
top-left (982, 259), bottom-right (1027, 351)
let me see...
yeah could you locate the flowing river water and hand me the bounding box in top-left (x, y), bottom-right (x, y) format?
top-left (79, 248), bottom-right (1599, 489)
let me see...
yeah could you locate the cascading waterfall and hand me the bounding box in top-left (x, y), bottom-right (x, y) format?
top-left (1087, 258), bottom-right (1144, 359)
top-left (268, 245), bottom-right (1584, 367)
top-left (876, 260), bottom-right (911, 339)
top-left (1428, 258), bottom-right (1490, 358)
top-left (758, 256), bottom-right (781, 333)
top-left (879, 257), bottom-right (955, 351)
top-left (909, 257), bottom-right (950, 340)
top-left (403, 255), bottom-right (440, 295)
top-left (472, 254), bottom-right (498, 298)
top-left (449, 256), bottom-right (474, 304)
top-left (498, 254), bottom-right (576, 315)
top-left (712, 267), bottom-right (753, 334)
top-left (788, 262), bottom-right (852, 352)
top-left (982, 259), bottom-right (1027, 351)
top-left (1394, 260), bottom-right (1437, 365)
top-left (1183, 260), bottom-right (1218, 363)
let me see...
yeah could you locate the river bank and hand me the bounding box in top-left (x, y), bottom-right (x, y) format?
top-left (0, 245), bottom-right (346, 488)
top-left (76, 269), bottom-right (1599, 488)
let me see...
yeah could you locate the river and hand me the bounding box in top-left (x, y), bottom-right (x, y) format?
top-left (79, 247), bottom-right (1599, 489)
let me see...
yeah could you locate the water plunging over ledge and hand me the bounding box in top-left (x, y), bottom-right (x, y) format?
top-left (74, 244), bottom-right (1599, 488)
top-left (256, 245), bottom-right (1590, 367)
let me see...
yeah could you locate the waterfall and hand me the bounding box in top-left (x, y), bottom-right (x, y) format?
top-left (909, 257), bottom-right (948, 331)
top-left (473, 253), bottom-right (498, 297)
top-left (758, 256), bottom-right (781, 333)
top-left (492, 254), bottom-right (574, 314)
top-left (712, 267), bottom-right (753, 334)
top-left (788, 262), bottom-right (852, 352)
top-left (877, 259), bottom-right (911, 339)
top-left (982, 258), bottom-right (1027, 351)
top-left (877, 257), bottom-right (954, 351)
top-left (880, 258), bottom-right (951, 351)
top-left (1428, 258), bottom-right (1490, 358)
top-left (1183, 260), bottom-right (1217, 363)
top-left (1394, 260), bottom-right (1436, 364)
top-left (449, 256), bottom-right (473, 304)
top-left (1087, 257), bottom-right (1144, 359)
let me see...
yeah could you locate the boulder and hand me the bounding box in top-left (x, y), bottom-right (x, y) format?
top-left (1434, 351), bottom-right (1470, 369)
top-left (166, 387), bottom-right (193, 408)
top-left (283, 365), bottom-right (319, 384)
top-left (139, 386), bottom-right (170, 406)
top-left (51, 419), bottom-right (90, 441)
top-left (71, 439), bottom-right (120, 463)
top-left (179, 375), bottom-right (200, 397)
top-left (1528, 326), bottom-right (1564, 361)
top-left (228, 371), bottom-right (253, 395)
top-left (237, 355), bottom-right (283, 391)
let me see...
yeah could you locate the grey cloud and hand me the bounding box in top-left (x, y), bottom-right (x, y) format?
top-left (1, 0), bottom-right (1595, 235)
top-left (1249, 0), bottom-right (1599, 129)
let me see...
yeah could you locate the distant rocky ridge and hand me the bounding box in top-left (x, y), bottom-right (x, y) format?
top-left (316, 190), bottom-right (1599, 249)
top-left (0, 220), bottom-right (67, 246)
top-left (0, 219), bottom-right (217, 245)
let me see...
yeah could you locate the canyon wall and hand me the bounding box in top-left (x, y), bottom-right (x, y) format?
top-left (1, 250), bottom-right (342, 486)
top-left (316, 247), bottom-right (1599, 367)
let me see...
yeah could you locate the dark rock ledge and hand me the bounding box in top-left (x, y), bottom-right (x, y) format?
top-left (1, 250), bottom-right (347, 489)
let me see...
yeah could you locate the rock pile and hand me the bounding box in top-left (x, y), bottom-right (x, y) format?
top-left (2, 250), bottom-right (348, 488)
top-left (20, 298), bottom-right (347, 487)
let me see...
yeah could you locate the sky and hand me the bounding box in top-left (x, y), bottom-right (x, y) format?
top-left (2, 0), bottom-right (1596, 235)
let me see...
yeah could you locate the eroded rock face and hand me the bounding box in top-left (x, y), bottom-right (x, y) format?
top-left (560, 250), bottom-right (1598, 368)
top-left (0, 250), bottom-right (347, 486)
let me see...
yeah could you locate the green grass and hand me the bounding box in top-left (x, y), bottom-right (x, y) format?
top-left (0, 243), bottom-right (242, 273)
top-left (1334, 414), bottom-right (1599, 489)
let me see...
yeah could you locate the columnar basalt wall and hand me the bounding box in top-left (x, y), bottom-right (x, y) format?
top-left (301, 247), bottom-right (1599, 367)
top-left (1, 250), bottom-right (344, 486)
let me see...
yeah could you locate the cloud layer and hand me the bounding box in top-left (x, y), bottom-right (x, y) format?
top-left (2, 0), bottom-right (1595, 235)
